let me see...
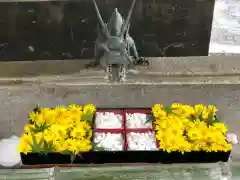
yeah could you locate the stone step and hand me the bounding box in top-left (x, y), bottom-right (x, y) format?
top-left (48, 73), bottom-right (240, 85)
top-left (0, 69), bottom-right (239, 86)
top-left (0, 56), bottom-right (240, 77)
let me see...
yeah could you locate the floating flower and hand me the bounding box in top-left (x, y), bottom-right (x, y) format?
top-left (226, 133), bottom-right (238, 145)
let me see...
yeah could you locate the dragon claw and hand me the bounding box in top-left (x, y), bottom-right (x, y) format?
top-left (134, 57), bottom-right (149, 66)
top-left (85, 60), bottom-right (100, 69)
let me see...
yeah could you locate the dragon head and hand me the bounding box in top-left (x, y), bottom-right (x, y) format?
top-left (93, 0), bottom-right (135, 38)
top-left (107, 8), bottom-right (123, 37)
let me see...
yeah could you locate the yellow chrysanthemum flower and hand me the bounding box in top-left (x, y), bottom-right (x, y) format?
top-left (19, 104), bottom-right (95, 155)
top-left (152, 103), bottom-right (232, 153)
top-left (18, 134), bottom-right (32, 154)
top-left (83, 104), bottom-right (96, 114)
top-left (152, 104), bottom-right (166, 118)
top-left (213, 122), bottom-right (228, 134)
top-left (187, 127), bottom-right (203, 141)
top-left (207, 105), bottom-right (217, 114)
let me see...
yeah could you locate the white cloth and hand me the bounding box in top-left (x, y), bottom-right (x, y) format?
top-left (0, 136), bottom-right (21, 167)
top-left (226, 133), bottom-right (238, 145)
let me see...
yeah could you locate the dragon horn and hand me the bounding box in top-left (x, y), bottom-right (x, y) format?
top-left (92, 0), bottom-right (109, 36)
top-left (120, 0), bottom-right (135, 37)
top-left (126, 21), bottom-right (130, 35)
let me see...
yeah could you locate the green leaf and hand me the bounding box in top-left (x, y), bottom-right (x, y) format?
top-left (37, 137), bottom-right (44, 151)
top-left (199, 110), bottom-right (203, 121)
top-left (206, 110), bottom-right (220, 125)
top-left (93, 145), bottom-right (105, 151)
top-left (28, 142), bottom-right (34, 151)
top-left (207, 114), bottom-right (214, 125)
top-left (70, 153), bottom-right (76, 163)
top-left (30, 124), bottom-right (50, 133)
top-left (32, 135), bottom-right (38, 152)
top-left (93, 142), bottom-right (105, 151)
top-left (214, 115), bottom-right (220, 122)
top-left (29, 126), bottom-right (37, 133)
top-left (43, 141), bottom-right (48, 152)
top-left (60, 151), bottom-right (71, 155)
top-left (82, 112), bottom-right (94, 126)
top-left (188, 114), bottom-right (195, 121)
top-left (78, 153), bottom-right (83, 159)
top-left (211, 115), bottom-right (220, 124)
top-left (164, 106), bottom-right (172, 115)
top-left (163, 106), bottom-right (180, 117)
top-left (144, 115), bottom-right (154, 124)
top-left (48, 143), bottom-right (53, 152)
top-left (43, 140), bottom-right (53, 152)
top-left (31, 135), bottom-right (44, 152)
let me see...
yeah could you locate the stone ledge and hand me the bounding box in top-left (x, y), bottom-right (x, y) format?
top-left (0, 56), bottom-right (240, 77)
top-left (0, 77), bottom-right (240, 85)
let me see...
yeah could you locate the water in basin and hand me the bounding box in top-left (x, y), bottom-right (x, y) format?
top-left (57, 163), bottom-right (240, 180)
